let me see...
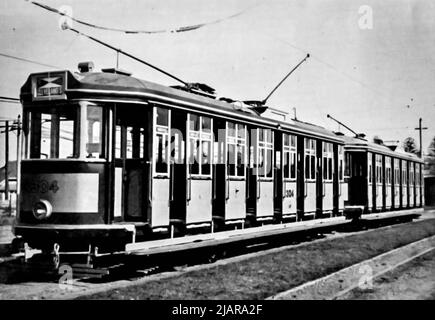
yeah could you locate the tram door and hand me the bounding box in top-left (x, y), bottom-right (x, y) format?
top-left (304, 138), bottom-right (317, 216)
top-left (416, 164), bottom-right (421, 207)
top-left (151, 107), bottom-right (171, 228)
top-left (338, 146), bottom-right (347, 213)
top-left (322, 142), bottom-right (334, 214)
top-left (224, 122), bottom-right (247, 223)
top-left (375, 154), bottom-right (383, 211)
top-left (256, 128), bottom-right (274, 221)
top-left (169, 109), bottom-right (187, 229)
top-left (113, 106), bottom-right (150, 222)
top-left (367, 152), bottom-right (373, 211)
top-left (402, 160), bottom-right (408, 208)
top-left (282, 133), bottom-right (297, 218)
top-left (385, 157), bottom-right (392, 210)
top-left (186, 114), bottom-right (213, 226)
top-left (409, 163), bottom-right (414, 207)
top-left (393, 159), bottom-right (400, 208)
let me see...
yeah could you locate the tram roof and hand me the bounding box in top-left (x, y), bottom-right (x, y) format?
top-left (342, 135), bottom-right (423, 163)
top-left (20, 70), bottom-right (344, 143)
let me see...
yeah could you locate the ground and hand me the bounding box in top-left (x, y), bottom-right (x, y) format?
top-left (338, 249), bottom-right (435, 300)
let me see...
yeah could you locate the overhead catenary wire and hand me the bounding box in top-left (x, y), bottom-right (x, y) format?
top-left (28, 0), bottom-right (255, 34)
top-left (0, 52), bottom-right (61, 69)
top-left (67, 27), bottom-right (188, 85)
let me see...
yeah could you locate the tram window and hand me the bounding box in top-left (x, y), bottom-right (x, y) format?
top-left (202, 140), bottom-right (211, 175)
top-left (305, 154), bottom-right (310, 179)
top-left (227, 144), bottom-right (236, 176)
top-left (189, 138), bottom-right (200, 175)
top-left (310, 154), bottom-right (316, 179)
top-left (115, 126), bottom-right (121, 158)
top-left (202, 117), bottom-right (212, 133)
top-left (339, 158), bottom-right (343, 180)
top-left (259, 128), bottom-right (264, 142)
top-left (283, 133), bottom-right (296, 180)
top-left (322, 143), bottom-right (333, 181)
top-left (85, 106), bottom-right (103, 158)
top-left (156, 134), bottom-right (168, 173)
top-left (236, 144), bottom-right (245, 176)
top-left (237, 124), bottom-right (245, 139)
top-left (27, 107), bottom-right (78, 159)
top-left (189, 114), bottom-right (200, 131)
top-left (304, 138), bottom-right (316, 180)
top-left (284, 152), bottom-right (290, 178)
top-left (228, 122), bottom-right (236, 137)
top-left (126, 126), bottom-right (133, 159)
top-left (188, 114), bottom-right (212, 176)
top-left (259, 148), bottom-right (265, 176)
top-left (156, 108), bottom-right (169, 126)
top-left (59, 116), bottom-right (74, 158)
top-left (368, 164), bottom-right (372, 183)
top-left (257, 128), bottom-right (273, 178)
top-left (266, 149), bottom-right (273, 178)
top-left (40, 113), bottom-right (51, 158)
top-left (290, 152), bottom-right (296, 179)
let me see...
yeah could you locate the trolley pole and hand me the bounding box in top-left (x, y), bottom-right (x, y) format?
top-left (5, 121), bottom-right (9, 200)
top-left (414, 118), bottom-right (428, 158)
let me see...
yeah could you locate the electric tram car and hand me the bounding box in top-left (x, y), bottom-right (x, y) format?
top-left (342, 135), bottom-right (424, 213)
top-left (14, 64), bottom-right (424, 255)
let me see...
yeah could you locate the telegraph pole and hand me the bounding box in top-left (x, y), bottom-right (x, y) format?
top-left (415, 118), bottom-right (428, 158)
top-left (5, 121), bottom-right (9, 200)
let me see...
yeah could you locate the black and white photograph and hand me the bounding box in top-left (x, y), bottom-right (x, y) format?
top-left (0, 0), bottom-right (435, 309)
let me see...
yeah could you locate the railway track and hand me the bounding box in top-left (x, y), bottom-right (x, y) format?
top-left (0, 210), bottom-right (431, 300)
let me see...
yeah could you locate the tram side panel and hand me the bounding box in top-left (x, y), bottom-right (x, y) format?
top-left (393, 158), bottom-right (400, 209)
top-left (185, 114), bottom-right (213, 227)
top-left (338, 146), bottom-right (347, 214)
top-left (367, 152), bottom-right (374, 212)
top-left (401, 160), bottom-right (408, 209)
top-left (220, 121), bottom-right (247, 225)
top-left (385, 156), bottom-right (392, 210)
top-left (304, 138), bottom-right (317, 217)
top-left (281, 133), bottom-right (297, 219)
top-left (322, 142), bottom-right (334, 215)
top-left (415, 163), bottom-right (421, 207)
top-left (375, 154), bottom-right (383, 211)
top-left (409, 162), bottom-right (415, 208)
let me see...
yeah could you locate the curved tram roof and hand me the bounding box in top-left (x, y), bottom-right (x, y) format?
top-left (342, 135), bottom-right (423, 163)
top-left (21, 70), bottom-right (343, 143)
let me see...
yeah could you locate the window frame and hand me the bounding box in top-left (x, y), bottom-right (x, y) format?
top-left (226, 121), bottom-right (247, 178)
top-left (187, 113), bottom-right (213, 177)
top-left (153, 106), bottom-right (171, 176)
top-left (322, 142), bottom-right (334, 182)
top-left (283, 133), bottom-right (297, 181)
top-left (256, 128), bottom-right (274, 179)
top-left (304, 138), bottom-right (316, 181)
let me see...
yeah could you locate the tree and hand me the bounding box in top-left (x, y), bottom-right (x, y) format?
top-left (402, 137), bottom-right (418, 155)
top-left (424, 136), bottom-right (435, 175)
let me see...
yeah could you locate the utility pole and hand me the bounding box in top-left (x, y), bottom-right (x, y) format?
top-left (415, 118), bottom-right (428, 158)
top-left (5, 120), bottom-right (9, 200)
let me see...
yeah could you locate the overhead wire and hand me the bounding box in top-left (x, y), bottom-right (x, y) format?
top-left (27, 0), bottom-right (255, 34)
top-left (0, 52), bottom-right (61, 69)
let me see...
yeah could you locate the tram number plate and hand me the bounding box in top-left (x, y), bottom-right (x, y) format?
top-left (284, 189), bottom-right (294, 198)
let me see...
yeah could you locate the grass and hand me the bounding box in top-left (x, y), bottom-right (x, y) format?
top-left (81, 218), bottom-right (435, 300)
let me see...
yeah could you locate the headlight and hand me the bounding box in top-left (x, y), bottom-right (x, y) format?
top-left (32, 199), bottom-right (53, 220)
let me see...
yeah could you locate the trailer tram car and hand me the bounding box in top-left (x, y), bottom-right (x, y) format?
top-left (15, 64), bottom-right (423, 260)
top-left (342, 135), bottom-right (424, 213)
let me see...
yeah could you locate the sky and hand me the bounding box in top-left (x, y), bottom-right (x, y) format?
top-left (1, 0), bottom-right (435, 166)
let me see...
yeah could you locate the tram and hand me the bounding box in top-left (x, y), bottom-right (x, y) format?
top-left (14, 63), bottom-right (424, 255)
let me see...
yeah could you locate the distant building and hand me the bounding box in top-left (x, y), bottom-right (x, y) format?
top-left (0, 160), bottom-right (17, 197)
